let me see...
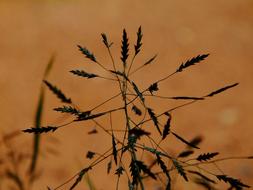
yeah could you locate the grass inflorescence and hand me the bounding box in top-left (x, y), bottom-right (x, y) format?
top-left (22, 26), bottom-right (252, 190)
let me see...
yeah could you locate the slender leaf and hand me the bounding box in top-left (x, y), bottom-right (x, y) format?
top-left (29, 87), bottom-right (44, 175)
top-left (30, 56), bottom-right (55, 177)
top-left (6, 170), bottom-right (24, 190)
top-left (43, 54), bottom-right (55, 78)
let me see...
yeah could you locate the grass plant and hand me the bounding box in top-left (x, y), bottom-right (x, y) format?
top-left (22, 26), bottom-right (252, 190)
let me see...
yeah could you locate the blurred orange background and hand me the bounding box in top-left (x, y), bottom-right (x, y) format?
top-left (0, 0), bottom-right (253, 189)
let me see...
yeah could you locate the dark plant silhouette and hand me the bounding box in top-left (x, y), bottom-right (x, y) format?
top-left (23, 26), bottom-right (252, 190)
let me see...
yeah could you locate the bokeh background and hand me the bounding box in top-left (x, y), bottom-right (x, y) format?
top-left (0, 0), bottom-right (253, 189)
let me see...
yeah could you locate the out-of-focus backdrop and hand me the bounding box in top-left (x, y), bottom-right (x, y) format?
top-left (0, 0), bottom-right (253, 189)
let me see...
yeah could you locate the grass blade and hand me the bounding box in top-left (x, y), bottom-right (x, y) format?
top-left (6, 170), bottom-right (24, 190)
top-left (29, 88), bottom-right (44, 175)
top-left (43, 54), bottom-right (55, 79)
top-left (30, 56), bottom-right (55, 178)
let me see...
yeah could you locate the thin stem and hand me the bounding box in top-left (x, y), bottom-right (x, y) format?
top-left (97, 76), bottom-right (118, 81)
top-left (106, 45), bottom-right (124, 94)
top-left (142, 155), bottom-right (252, 180)
top-left (127, 93), bottom-right (204, 100)
top-left (95, 60), bottom-right (111, 74)
top-left (127, 54), bottom-right (137, 77)
top-left (136, 100), bottom-right (198, 127)
top-left (90, 92), bottom-right (121, 112)
top-left (54, 146), bottom-right (123, 190)
top-left (155, 71), bottom-right (177, 84)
